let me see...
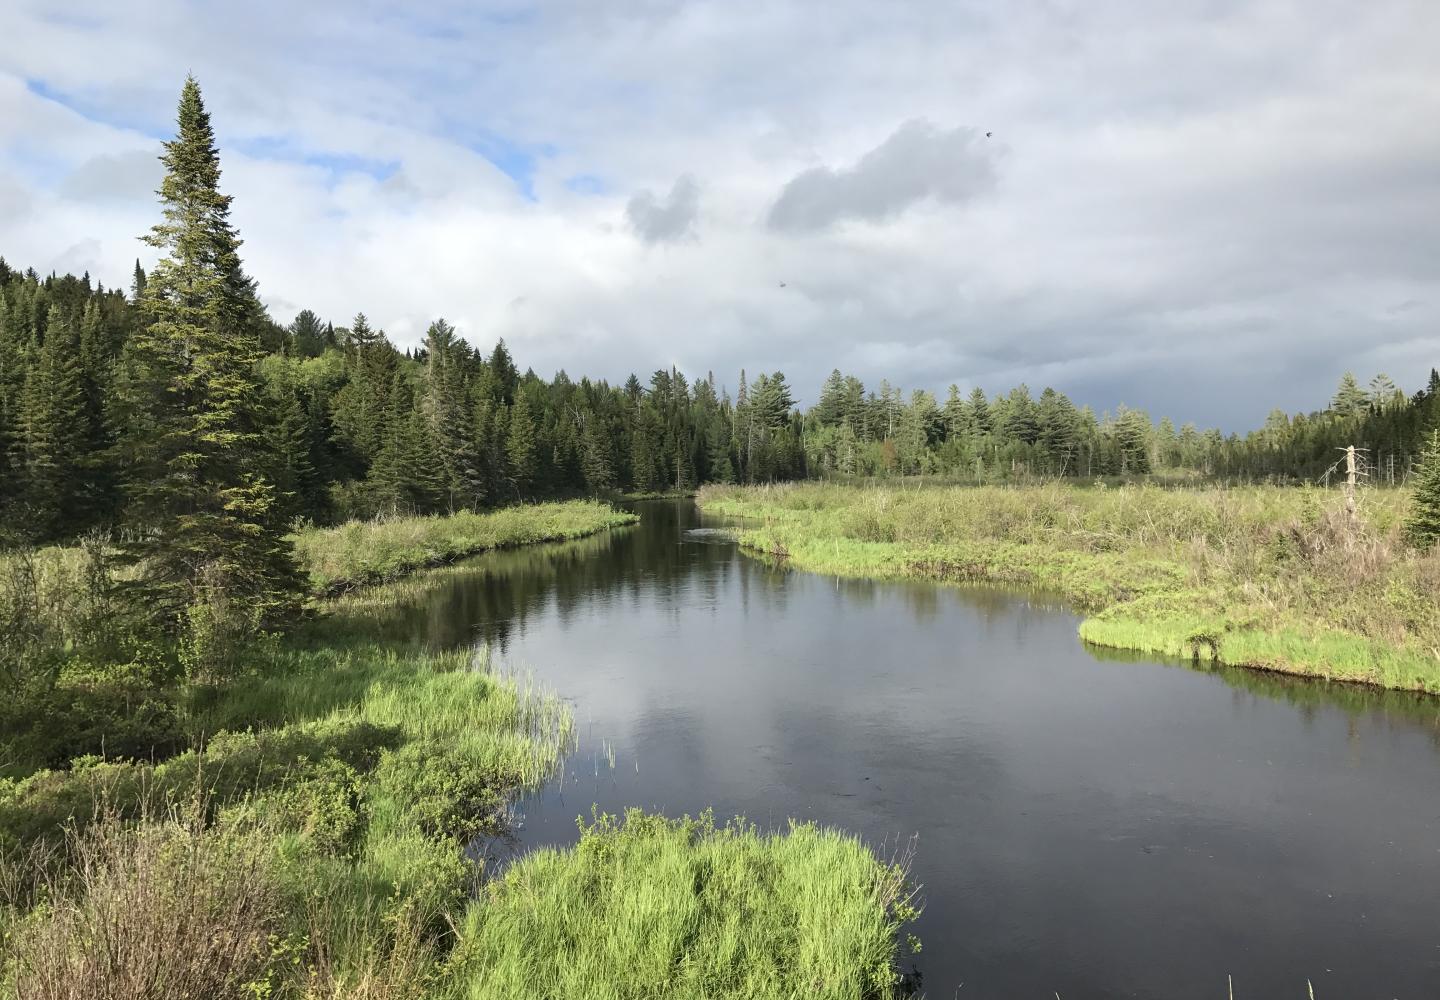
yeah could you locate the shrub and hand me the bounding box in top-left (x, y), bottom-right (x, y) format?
top-left (373, 740), bottom-right (512, 844)
top-left (255, 757), bottom-right (366, 855)
top-left (0, 719), bottom-right (402, 853)
top-left (4, 812), bottom-right (286, 1000)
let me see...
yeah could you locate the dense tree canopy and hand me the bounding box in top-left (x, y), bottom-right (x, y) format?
top-left (802, 369), bottom-right (1439, 484)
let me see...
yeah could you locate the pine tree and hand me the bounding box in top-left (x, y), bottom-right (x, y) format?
top-left (1038, 387), bottom-right (1080, 474)
top-left (967, 387), bottom-right (991, 435)
top-left (815, 369), bottom-right (848, 426)
top-left (1113, 407), bottom-right (1153, 474)
top-left (580, 416), bottom-right (615, 493)
top-left (486, 339), bottom-right (519, 406)
top-left (1004, 384), bottom-right (1040, 445)
top-left (0, 287), bottom-right (25, 514)
top-left (369, 370), bottom-right (444, 514)
top-left (673, 430), bottom-right (695, 490)
top-left (942, 384), bottom-right (966, 441)
top-left (752, 372), bottom-right (795, 428)
top-left (265, 364), bottom-right (316, 521)
top-left (289, 309), bottom-right (328, 358)
top-left (1369, 373), bottom-right (1398, 409)
top-left (1404, 431), bottom-right (1440, 549)
top-left (1329, 372), bottom-right (1368, 416)
top-left (631, 403), bottom-right (664, 491)
top-left (506, 393), bottom-right (538, 497)
top-left (704, 423), bottom-right (734, 483)
top-left (115, 76), bottom-right (301, 636)
top-left (17, 313), bottom-right (87, 534)
top-left (423, 319), bottom-right (483, 510)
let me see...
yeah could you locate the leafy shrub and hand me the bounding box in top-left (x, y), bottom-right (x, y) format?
top-left (255, 756), bottom-right (366, 855)
top-left (0, 719), bottom-right (402, 853)
top-left (373, 740), bottom-right (512, 844)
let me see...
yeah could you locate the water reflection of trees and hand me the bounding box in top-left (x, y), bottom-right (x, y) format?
top-left (326, 501), bottom-right (743, 654)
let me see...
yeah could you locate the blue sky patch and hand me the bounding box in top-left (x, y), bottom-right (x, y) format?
top-left (564, 174), bottom-right (608, 196)
top-left (25, 78), bottom-right (169, 140)
top-left (231, 135), bottom-right (399, 183)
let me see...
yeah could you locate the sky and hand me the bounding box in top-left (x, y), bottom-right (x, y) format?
top-left (1, 0), bottom-right (1437, 430)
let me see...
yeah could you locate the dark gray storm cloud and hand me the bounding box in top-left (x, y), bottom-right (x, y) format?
top-left (767, 120), bottom-right (997, 232)
top-left (626, 174), bottom-right (700, 244)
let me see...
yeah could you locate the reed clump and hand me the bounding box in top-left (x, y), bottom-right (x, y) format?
top-left (451, 809), bottom-right (920, 1000)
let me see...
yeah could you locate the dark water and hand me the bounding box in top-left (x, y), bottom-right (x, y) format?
top-left (374, 500), bottom-right (1440, 998)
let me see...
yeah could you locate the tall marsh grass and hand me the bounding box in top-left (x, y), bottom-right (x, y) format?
top-left (452, 809), bottom-right (920, 1000)
top-left (699, 481), bottom-right (1440, 691)
top-left (292, 501), bottom-right (637, 594)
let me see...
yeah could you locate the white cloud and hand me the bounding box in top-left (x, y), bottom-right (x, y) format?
top-left (0, 0), bottom-right (1437, 428)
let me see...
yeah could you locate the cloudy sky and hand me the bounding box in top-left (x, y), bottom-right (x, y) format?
top-left (2, 0), bottom-right (1437, 428)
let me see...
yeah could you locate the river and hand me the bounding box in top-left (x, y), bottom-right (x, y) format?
top-left (377, 499), bottom-right (1440, 998)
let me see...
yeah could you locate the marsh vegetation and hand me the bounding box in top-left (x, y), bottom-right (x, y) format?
top-left (700, 481), bottom-right (1440, 690)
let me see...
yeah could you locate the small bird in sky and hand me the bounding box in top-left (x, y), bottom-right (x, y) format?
top-left (985, 131), bottom-right (993, 138)
top-left (778, 281), bottom-right (787, 288)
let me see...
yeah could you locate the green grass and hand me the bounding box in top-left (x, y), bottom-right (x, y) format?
top-left (292, 500), bottom-right (638, 594)
top-left (699, 481), bottom-right (1440, 692)
top-left (451, 809), bottom-right (919, 1000)
top-left (2, 499), bottom-right (920, 998)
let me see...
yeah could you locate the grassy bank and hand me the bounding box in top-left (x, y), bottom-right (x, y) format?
top-left (452, 810), bottom-right (919, 999)
top-left (0, 501), bottom-right (637, 777)
top-left (699, 482), bottom-right (1440, 692)
top-left (1, 627), bottom-right (576, 991)
top-left (2, 502), bottom-right (919, 997)
top-left (293, 500), bottom-right (638, 594)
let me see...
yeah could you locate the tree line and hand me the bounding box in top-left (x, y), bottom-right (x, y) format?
top-left (0, 259), bottom-right (808, 539)
top-left (803, 369), bottom-right (1440, 484)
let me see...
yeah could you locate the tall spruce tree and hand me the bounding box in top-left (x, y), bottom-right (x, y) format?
top-left (423, 318), bottom-right (483, 510)
top-left (115, 76), bottom-right (301, 636)
top-left (1404, 431), bottom-right (1440, 550)
top-left (17, 311), bottom-right (87, 535)
top-left (967, 387), bottom-right (991, 435)
top-left (580, 415), bottom-right (616, 493)
top-left (506, 393), bottom-right (539, 497)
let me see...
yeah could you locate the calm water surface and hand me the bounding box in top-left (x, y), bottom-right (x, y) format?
top-left (378, 500), bottom-right (1440, 998)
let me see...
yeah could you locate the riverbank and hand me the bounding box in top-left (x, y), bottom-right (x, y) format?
top-left (293, 500), bottom-right (639, 595)
top-left (1, 502), bottom-right (919, 998)
top-left (698, 482), bottom-right (1440, 693)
